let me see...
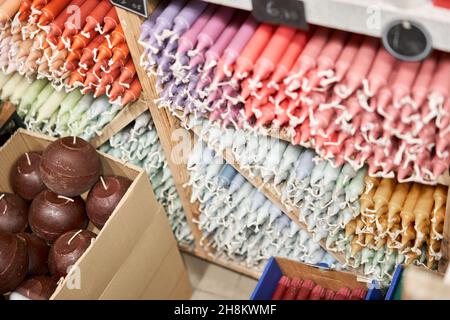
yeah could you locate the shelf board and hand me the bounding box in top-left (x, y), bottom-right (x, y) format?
top-left (202, 0), bottom-right (450, 53)
top-left (90, 100), bottom-right (148, 149)
top-left (117, 4), bottom-right (206, 253)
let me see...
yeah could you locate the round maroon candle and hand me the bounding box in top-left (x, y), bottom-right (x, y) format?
top-left (29, 190), bottom-right (88, 242)
top-left (0, 231), bottom-right (28, 294)
top-left (10, 152), bottom-right (46, 201)
top-left (0, 193), bottom-right (29, 233)
top-left (86, 176), bottom-right (132, 229)
top-left (15, 275), bottom-right (58, 300)
top-left (17, 233), bottom-right (49, 275)
top-left (40, 136), bottom-right (102, 197)
top-left (48, 230), bottom-right (96, 278)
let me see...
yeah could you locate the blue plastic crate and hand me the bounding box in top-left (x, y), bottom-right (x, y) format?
top-left (251, 257), bottom-right (384, 300)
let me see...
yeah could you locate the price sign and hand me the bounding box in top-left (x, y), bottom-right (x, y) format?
top-left (251, 0), bottom-right (308, 30)
top-left (110, 0), bottom-right (148, 18)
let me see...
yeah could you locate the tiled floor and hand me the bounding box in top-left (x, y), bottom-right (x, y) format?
top-left (182, 253), bottom-right (258, 300)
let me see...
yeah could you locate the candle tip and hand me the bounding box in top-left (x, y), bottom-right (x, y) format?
top-left (73, 136), bottom-right (77, 144)
top-left (0, 194), bottom-right (4, 201)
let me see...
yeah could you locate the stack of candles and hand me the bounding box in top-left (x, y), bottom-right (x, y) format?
top-left (345, 179), bottom-right (447, 270)
top-left (271, 276), bottom-right (367, 300)
top-left (187, 141), bottom-right (337, 270)
top-left (189, 117), bottom-right (447, 283)
top-left (1, 136), bottom-right (133, 299)
top-left (0, 70), bottom-right (120, 141)
top-left (141, 0), bottom-right (450, 184)
top-left (0, 0), bottom-right (141, 106)
top-left (98, 112), bottom-right (194, 245)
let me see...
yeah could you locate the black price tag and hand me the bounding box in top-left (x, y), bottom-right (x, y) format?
top-left (251, 0), bottom-right (308, 30)
top-left (110, 0), bottom-right (148, 18)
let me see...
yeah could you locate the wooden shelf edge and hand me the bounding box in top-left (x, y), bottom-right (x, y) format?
top-left (90, 100), bottom-right (148, 149)
top-left (117, 3), bottom-right (206, 254)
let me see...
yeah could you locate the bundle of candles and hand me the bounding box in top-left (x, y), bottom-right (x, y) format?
top-left (0, 71), bottom-right (120, 141)
top-left (187, 141), bottom-right (338, 270)
top-left (0, 0), bottom-right (141, 106)
top-left (141, 0), bottom-right (450, 184)
top-left (271, 276), bottom-right (367, 300)
top-left (345, 179), bottom-right (447, 270)
top-left (98, 112), bottom-right (194, 245)
top-left (189, 118), bottom-right (447, 282)
top-left (0, 136), bottom-right (132, 299)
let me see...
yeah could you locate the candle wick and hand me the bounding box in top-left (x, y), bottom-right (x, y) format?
top-left (73, 136), bottom-right (77, 144)
top-left (68, 229), bottom-right (83, 246)
top-left (57, 195), bottom-right (75, 203)
top-left (0, 194), bottom-right (6, 216)
top-left (100, 176), bottom-right (108, 190)
top-left (25, 152), bottom-right (31, 166)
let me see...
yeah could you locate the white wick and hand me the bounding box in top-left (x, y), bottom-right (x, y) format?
top-left (0, 194), bottom-right (4, 201)
top-left (73, 136), bottom-right (77, 144)
top-left (100, 176), bottom-right (108, 190)
top-left (67, 229), bottom-right (83, 245)
top-left (57, 195), bottom-right (74, 203)
top-left (25, 152), bottom-right (31, 166)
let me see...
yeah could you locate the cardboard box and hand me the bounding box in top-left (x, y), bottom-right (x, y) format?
top-left (0, 129), bottom-right (192, 300)
top-left (251, 257), bottom-right (384, 300)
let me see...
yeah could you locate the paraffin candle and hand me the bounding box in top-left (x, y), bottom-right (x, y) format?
top-left (0, 193), bottom-right (29, 233)
top-left (40, 136), bottom-right (102, 197)
top-left (0, 231), bottom-right (28, 294)
top-left (86, 175), bottom-right (132, 229)
top-left (48, 229), bottom-right (96, 278)
top-left (29, 190), bottom-right (88, 242)
top-left (11, 152), bottom-right (46, 201)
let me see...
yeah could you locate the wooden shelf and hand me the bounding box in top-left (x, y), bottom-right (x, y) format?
top-left (189, 125), bottom-right (360, 271)
top-left (90, 100), bottom-right (148, 149)
top-left (116, 0), bottom-right (450, 278)
top-left (117, 4), bottom-right (207, 255)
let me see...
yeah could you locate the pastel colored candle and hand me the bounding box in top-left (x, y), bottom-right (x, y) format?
top-left (285, 27), bottom-right (331, 91)
top-left (251, 25), bottom-right (297, 87)
top-left (233, 23), bottom-right (275, 80)
top-left (177, 5), bottom-right (216, 55)
top-left (213, 15), bottom-right (259, 84)
top-left (203, 11), bottom-right (247, 70)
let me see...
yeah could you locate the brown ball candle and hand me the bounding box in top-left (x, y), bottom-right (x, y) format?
top-left (0, 193), bottom-right (28, 233)
top-left (40, 136), bottom-right (102, 197)
top-left (29, 190), bottom-right (88, 242)
top-left (86, 176), bottom-right (132, 229)
top-left (0, 231), bottom-right (28, 294)
top-left (13, 275), bottom-right (58, 300)
top-left (10, 152), bottom-right (46, 201)
top-left (48, 230), bottom-right (96, 278)
top-left (17, 233), bottom-right (49, 275)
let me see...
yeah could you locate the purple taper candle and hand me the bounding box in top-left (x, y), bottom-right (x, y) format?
top-left (149, 0), bottom-right (187, 44)
top-left (140, 0), bottom-right (167, 42)
top-left (204, 11), bottom-right (248, 70)
top-left (177, 4), bottom-right (217, 56)
top-left (172, 0), bottom-right (208, 36)
top-left (194, 6), bottom-right (236, 53)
